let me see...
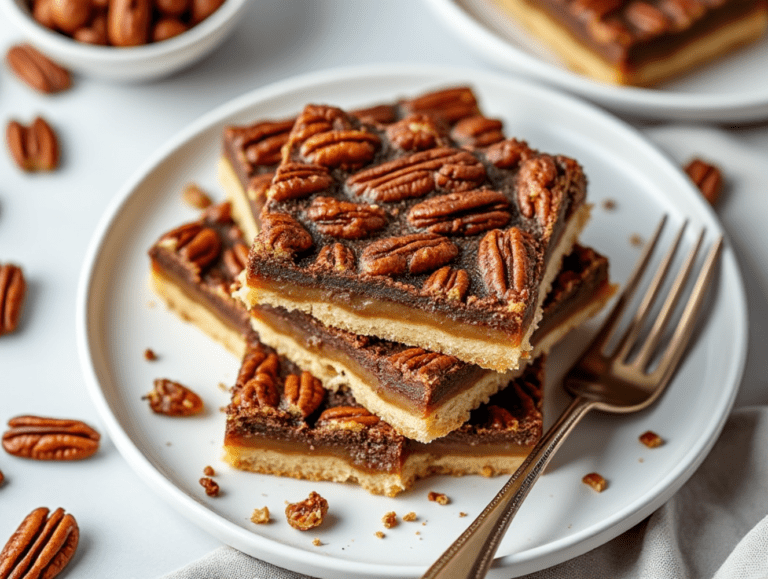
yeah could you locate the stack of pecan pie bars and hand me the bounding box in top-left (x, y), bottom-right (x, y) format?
top-left (149, 87), bottom-right (616, 497)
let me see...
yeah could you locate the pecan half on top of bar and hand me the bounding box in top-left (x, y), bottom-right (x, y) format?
top-left (239, 103), bottom-right (587, 369)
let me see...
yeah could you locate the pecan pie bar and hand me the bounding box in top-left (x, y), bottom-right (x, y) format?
top-left (234, 103), bottom-right (590, 372)
top-left (148, 205), bottom-right (612, 441)
top-left (489, 0), bottom-right (768, 86)
top-left (223, 338), bottom-right (545, 497)
top-left (219, 86), bottom-right (493, 242)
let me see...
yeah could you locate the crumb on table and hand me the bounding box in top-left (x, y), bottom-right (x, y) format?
top-left (639, 430), bottom-right (664, 448)
top-left (382, 511), bottom-right (398, 528)
top-left (582, 472), bottom-right (607, 492)
top-left (428, 491), bottom-right (449, 505)
top-left (402, 511), bottom-right (417, 522)
top-left (250, 506), bottom-right (270, 524)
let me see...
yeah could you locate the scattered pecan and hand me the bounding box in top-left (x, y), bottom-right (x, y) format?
top-left (386, 114), bottom-right (447, 151)
top-left (407, 189), bottom-right (511, 236)
top-left (428, 491), bottom-right (449, 505)
top-left (6, 117), bottom-right (60, 172)
top-left (144, 379), bottom-right (204, 416)
top-left (517, 156), bottom-right (559, 223)
top-left (5, 44), bottom-right (71, 94)
top-left (313, 243), bottom-right (356, 272)
top-left (388, 348), bottom-right (458, 381)
top-left (582, 472), bottom-right (607, 492)
top-left (203, 465), bottom-right (215, 476)
top-left (360, 233), bottom-right (458, 276)
top-left (285, 491), bottom-right (328, 531)
top-left (0, 264), bottom-right (26, 336)
top-left (181, 183), bottom-right (212, 209)
top-left (421, 267), bottom-right (470, 302)
top-left (222, 242), bottom-right (250, 278)
top-left (250, 506), bottom-right (270, 524)
top-left (236, 348), bottom-right (280, 388)
top-left (400, 86), bottom-right (480, 124)
top-left (347, 148), bottom-right (484, 202)
top-left (486, 406), bottom-right (519, 430)
top-left (144, 348), bottom-right (157, 361)
top-left (254, 212), bottom-right (313, 259)
top-left (306, 196), bottom-right (387, 239)
top-left (199, 477), bottom-right (219, 497)
top-left (451, 116), bottom-right (504, 148)
top-left (684, 158), bottom-right (723, 206)
top-left (0, 507), bottom-right (78, 579)
top-left (268, 163), bottom-right (334, 202)
top-left (478, 227), bottom-right (536, 300)
top-left (2, 416), bottom-right (100, 461)
top-left (317, 406), bottom-right (380, 429)
top-left (484, 138), bottom-right (534, 169)
top-left (283, 371), bottom-right (325, 418)
top-left (639, 430), bottom-right (664, 448)
top-left (300, 129), bottom-right (380, 170)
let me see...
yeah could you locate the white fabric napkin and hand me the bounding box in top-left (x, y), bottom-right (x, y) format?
top-left (161, 125), bottom-right (768, 579)
top-left (162, 407), bottom-right (768, 579)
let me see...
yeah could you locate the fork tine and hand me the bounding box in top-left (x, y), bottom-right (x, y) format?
top-left (650, 236), bottom-right (723, 384)
top-left (591, 215), bottom-right (668, 352)
top-left (614, 220), bottom-right (688, 361)
top-left (632, 228), bottom-right (704, 370)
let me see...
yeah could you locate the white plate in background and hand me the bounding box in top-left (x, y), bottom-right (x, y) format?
top-left (425, 0), bottom-right (768, 122)
top-left (77, 64), bottom-right (747, 578)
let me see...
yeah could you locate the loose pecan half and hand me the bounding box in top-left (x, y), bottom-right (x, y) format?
top-left (360, 233), bottom-right (458, 276)
top-left (317, 406), bottom-right (380, 428)
top-left (484, 138), bottom-right (534, 169)
top-left (6, 117), bottom-right (59, 172)
top-left (284, 371), bottom-right (325, 418)
top-left (517, 156), bottom-right (560, 225)
top-left (348, 148), bottom-right (485, 202)
top-left (2, 416), bottom-right (100, 460)
top-left (388, 348), bottom-right (458, 382)
top-left (0, 264), bottom-right (26, 336)
top-left (199, 477), bottom-right (220, 497)
top-left (0, 507), bottom-right (78, 579)
top-left (299, 129), bottom-right (380, 170)
top-left (306, 196), bottom-right (387, 239)
top-left (144, 379), bottom-right (204, 416)
top-left (254, 212), bottom-right (314, 259)
top-left (400, 86), bottom-right (480, 125)
top-left (407, 189), bottom-right (511, 236)
top-left (421, 266), bottom-right (470, 302)
top-left (5, 44), bottom-right (71, 94)
top-left (451, 115), bottom-right (504, 148)
top-left (684, 157), bottom-right (723, 206)
top-left (285, 491), bottom-right (328, 531)
top-left (385, 114), bottom-right (447, 151)
top-left (181, 183), bottom-right (212, 209)
top-left (268, 163), bottom-right (334, 202)
top-left (313, 243), bottom-right (356, 272)
top-left (478, 227), bottom-right (536, 300)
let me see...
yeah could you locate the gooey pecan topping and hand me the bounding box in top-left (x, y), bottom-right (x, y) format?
top-left (399, 86), bottom-right (480, 125)
top-left (255, 212), bottom-right (313, 259)
top-left (360, 233), bottom-right (458, 276)
top-left (478, 227), bottom-right (537, 301)
top-left (386, 114), bottom-right (448, 151)
top-left (268, 163), bottom-right (333, 202)
top-left (313, 243), bottom-right (356, 272)
top-left (284, 371), bottom-right (325, 418)
top-left (307, 197), bottom-right (387, 239)
top-left (388, 348), bottom-right (459, 384)
top-left (407, 189), bottom-right (511, 236)
top-left (422, 266), bottom-right (470, 302)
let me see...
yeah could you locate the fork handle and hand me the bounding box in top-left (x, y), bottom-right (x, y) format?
top-left (421, 395), bottom-right (597, 579)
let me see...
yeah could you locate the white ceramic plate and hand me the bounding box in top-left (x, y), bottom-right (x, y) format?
top-left (424, 0), bottom-right (768, 122)
top-left (77, 64), bottom-right (748, 579)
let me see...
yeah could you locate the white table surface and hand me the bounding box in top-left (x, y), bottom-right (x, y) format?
top-left (1, 1), bottom-right (767, 577)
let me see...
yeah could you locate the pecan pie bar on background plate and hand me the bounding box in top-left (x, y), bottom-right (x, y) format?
top-left (77, 65), bottom-right (747, 579)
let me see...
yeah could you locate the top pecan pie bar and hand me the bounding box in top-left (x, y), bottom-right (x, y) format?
top-left (235, 103), bottom-right (590, 372)
top-left (489, 0), bottom-right (768, 86)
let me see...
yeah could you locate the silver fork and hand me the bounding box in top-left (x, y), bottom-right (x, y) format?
top-left (421, 216), bottom-right (723, 579)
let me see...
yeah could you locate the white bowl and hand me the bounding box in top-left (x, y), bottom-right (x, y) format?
top-left (0, 0), bottom-right (249, 82)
